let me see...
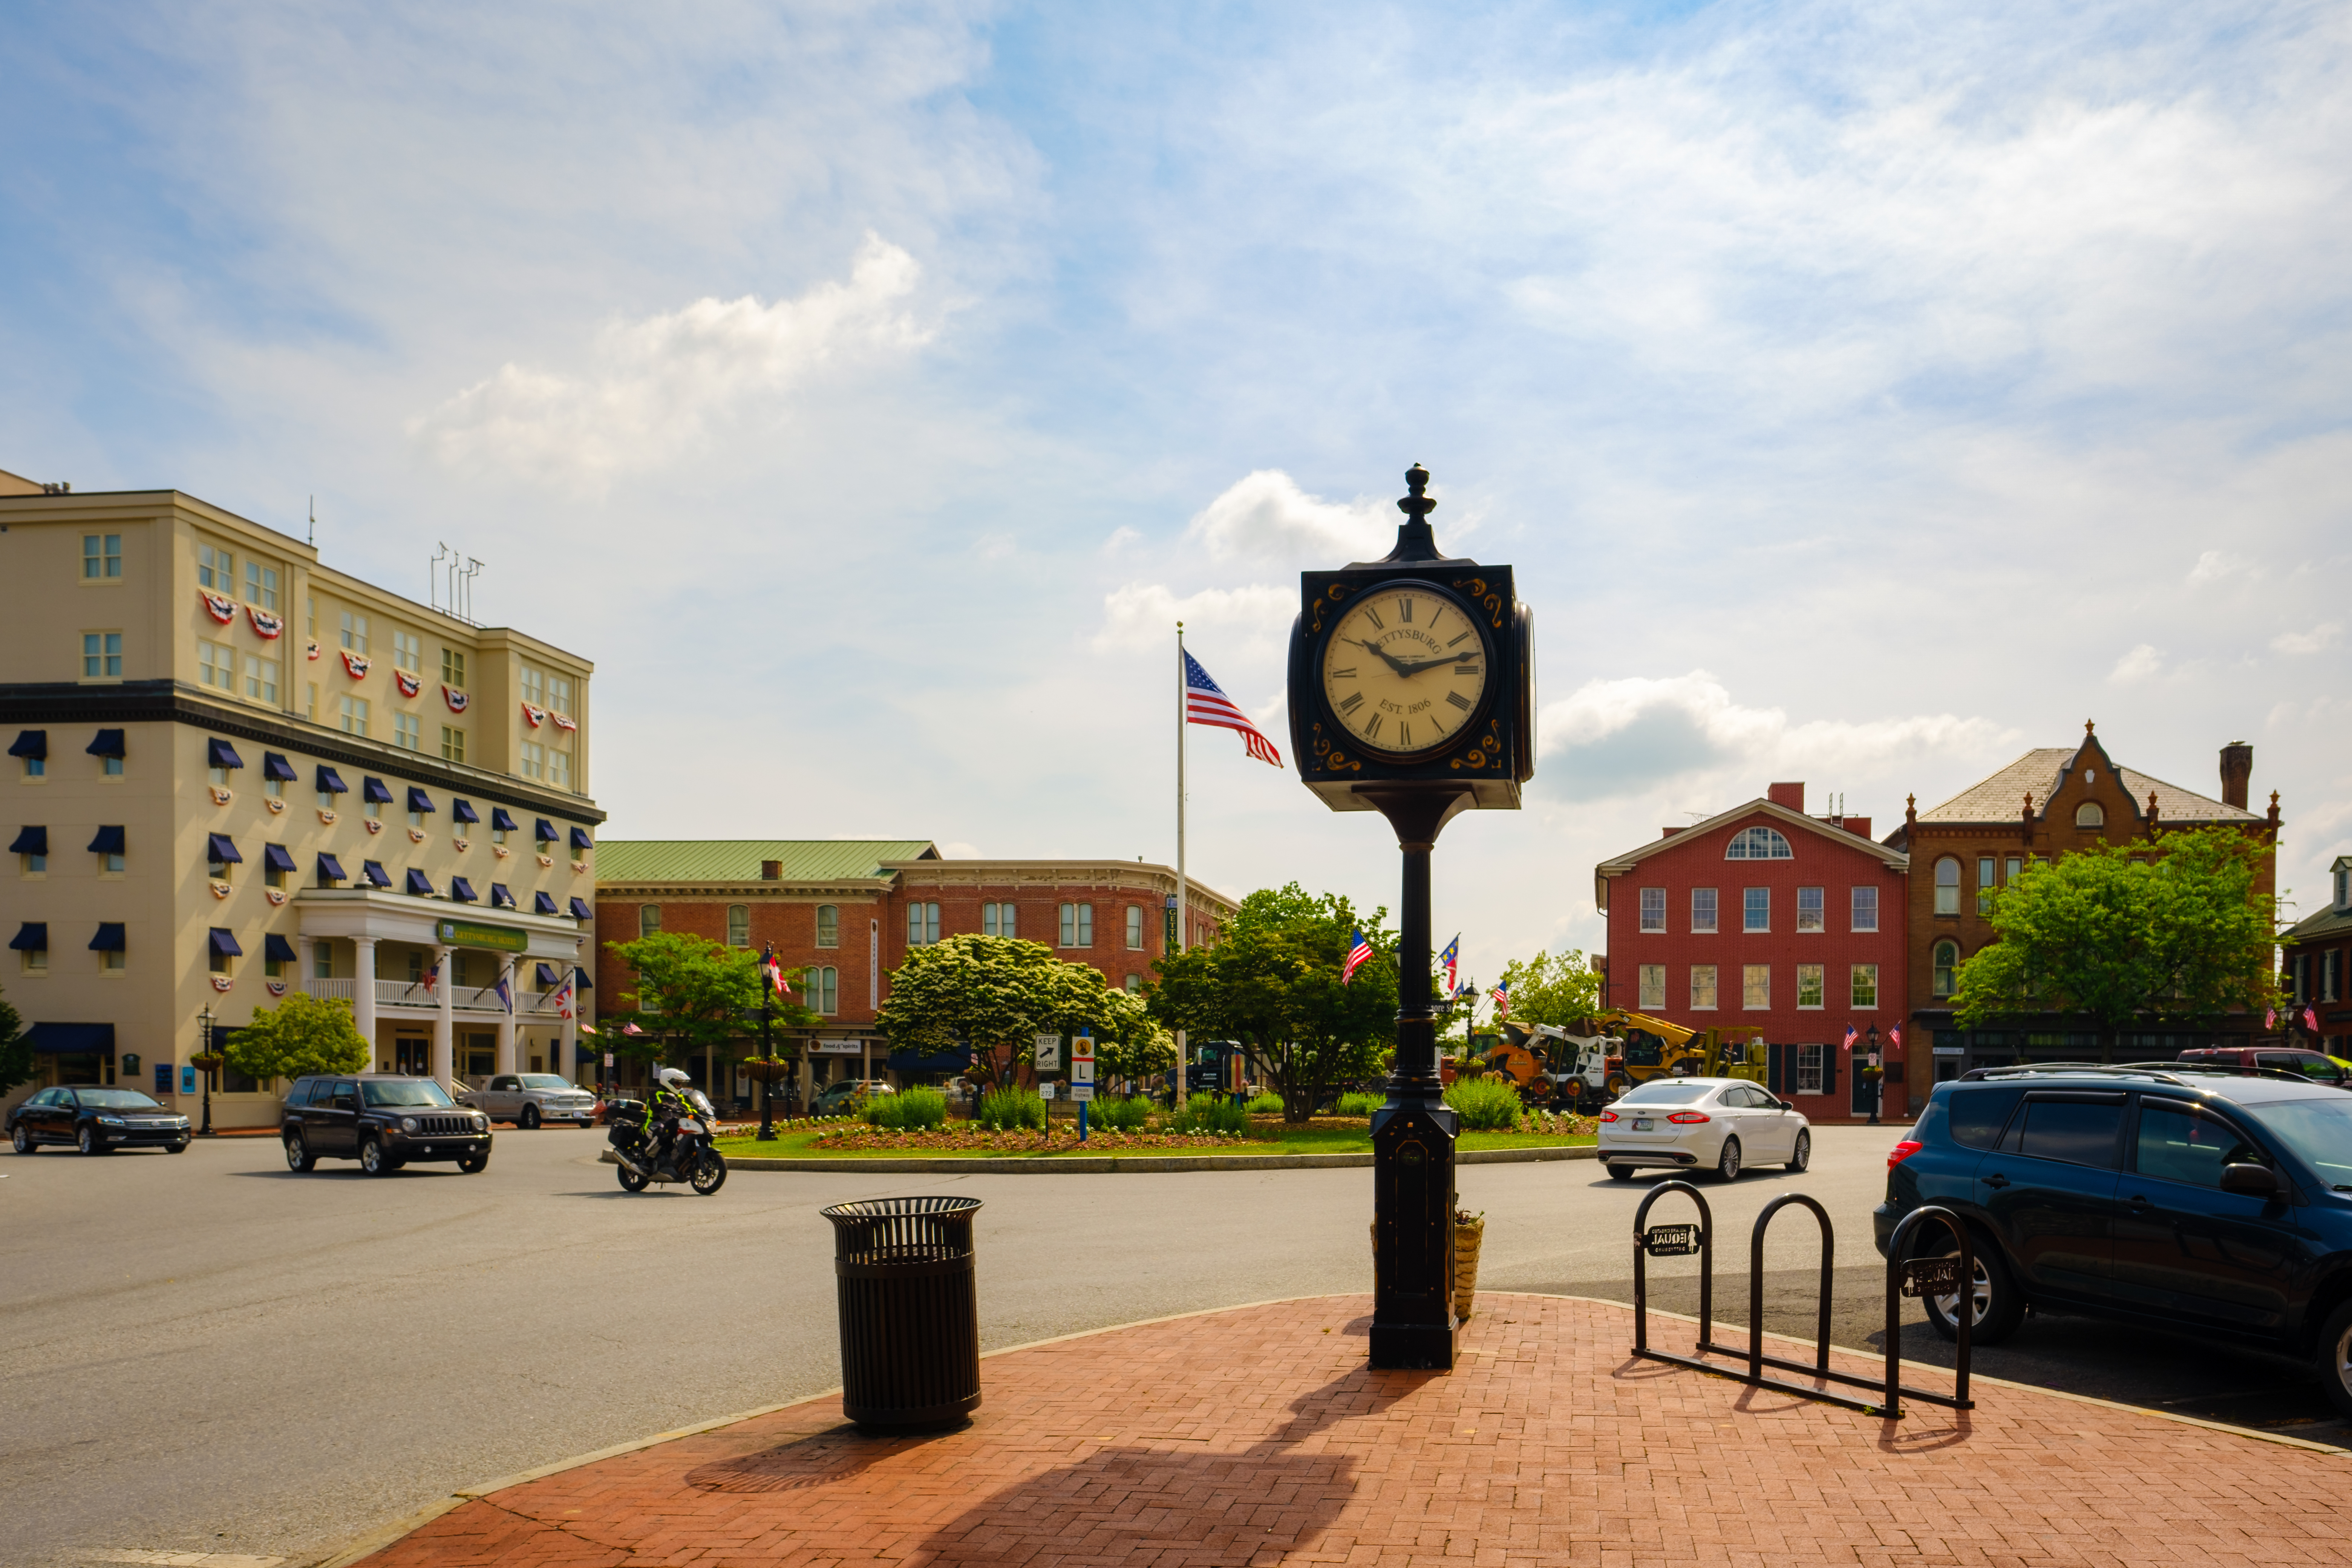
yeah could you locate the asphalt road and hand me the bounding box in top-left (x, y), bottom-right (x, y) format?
top-left (1, 1122), bottom-right (2338, 1568)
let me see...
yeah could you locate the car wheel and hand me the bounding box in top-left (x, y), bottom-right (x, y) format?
top-left (1711, 1137), bottom-right (1741, 1182)
top-left (359, 1137), bottom-right (395, 1176)
top-left (285, 1134), bottom-right (315, 1173)
top-left (1785, 1129), bottom-right (1811, 1172)
top-left (10, 1124), bottom-right (34, 1155)
top-left (1920, 1234), bottom-right (2027, 1346)
top-left (2314, 1300), bottom-right (2352, 1420)
top-left (617, 1162), bottom-right (649, 1192)
top-left (78, 1123), bottom-right (106, 1156)
top-left (519, 1105), bottom-right (540, 1130)
top-left (1607, 1163), bottom-right (1634, 1181)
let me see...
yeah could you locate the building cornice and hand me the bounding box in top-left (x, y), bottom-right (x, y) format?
top-left (595, 878), bottom-right (899, 900)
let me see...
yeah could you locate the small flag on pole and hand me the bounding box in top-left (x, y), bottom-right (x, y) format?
top-left (421, 961), bottom-right (439, 998)
top-left (1341, 929), bottom-right (1374, 985)
top-left (1184, 651), bottom-right (1282, 767)
top-left (1490, 980), bottom-right (1510, 1020)
top-left (1439, 934), bottom-right (1460, 994)
top-left (1842, 1026), bottom-right (1858, 1051)
top-left (762, 943), bottom-right (793, 997)
top-left (1890, 1026), bottom-right (1902, 1052)
top-left (494, 975), bottom-right (513, 1014)
top-left (2307, 1006), bottom-right (2321, 1034)
top-left (2266, 1006), bottom-right (2279, 1030)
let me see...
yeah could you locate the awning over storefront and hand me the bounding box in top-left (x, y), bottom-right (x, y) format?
top-left (25, 1022), bottom-right (115, 1054)
top-left (887, 1046), bottom-right (974, 1074)
top-left (404, 868), bottom-right (434, 896)
top-left (449, 876), bottom-right (478, 903)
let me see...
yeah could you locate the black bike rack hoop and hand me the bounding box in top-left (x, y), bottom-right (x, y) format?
top-left (1631, 1180), bottom-right (1713, 1368)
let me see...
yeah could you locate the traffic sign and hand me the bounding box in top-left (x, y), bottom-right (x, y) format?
top-left (1071, 1035), bottom-right (1095, 1063)
top-left (1034, 1034), bottom-right (1061, 1072)
top-left (1038, 1080), bottom-right (1057, 1099)
top-left (1072, 1084), bottom-right (1094, 1102)
top-left (1073, 1058), bottom-right (1095, 1084)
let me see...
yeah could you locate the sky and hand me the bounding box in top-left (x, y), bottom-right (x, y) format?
top-left (4, 0), bottom-right (2347, 980)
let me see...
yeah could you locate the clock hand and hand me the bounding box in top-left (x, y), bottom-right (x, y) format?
top-left (1392, 651), bottom-right (1478, 677)
top-left (1356, 637), bottom-right (1415, 675)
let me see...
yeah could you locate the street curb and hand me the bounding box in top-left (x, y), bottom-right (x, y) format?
top-left (720, 1145), bottom-right (1597, 1174)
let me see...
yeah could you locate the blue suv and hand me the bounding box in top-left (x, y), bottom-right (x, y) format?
top-left (1877, 1064), bottom-right (2352, 1416)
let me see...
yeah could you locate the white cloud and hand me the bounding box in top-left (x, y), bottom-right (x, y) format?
top-left (2109, 643), bottom-right (2165, 683)
top-left (1092, 581), bottom-right (1295, 653)
top-left (2189, 551), bottom-right (2256, 585)
top-left (2272, 622), bottom-right (2342, 655)
top-left (409, 234), bottom-right (930, 488)
top-left (1184, 470), bottom-right (1394, 567)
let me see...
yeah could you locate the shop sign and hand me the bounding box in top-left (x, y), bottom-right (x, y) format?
top-left (436, 919), bottom-right (529, 952)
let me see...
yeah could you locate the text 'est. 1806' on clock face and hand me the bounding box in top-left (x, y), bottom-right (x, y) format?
top-left (1318, 580), bottom-right (1492, 760)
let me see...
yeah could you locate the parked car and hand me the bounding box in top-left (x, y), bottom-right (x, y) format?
top-left (2170, 1046), bottom-right (2352, 1086)
top-left (9, 1086), bottom-right (191, 1155)
top-left (1876, 1063), bottom-right (2352, 1416)
top-left (810, 1078), bottom-right (891, 1118)
top-left (1596, 1076), bottom-right (1811, 1182)
top-left (458, 1073), bottom-right (599, 1128)
top-left (282, 1073), bottom-right (492, 1175)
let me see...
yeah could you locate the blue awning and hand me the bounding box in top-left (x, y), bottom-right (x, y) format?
top-left (362, 777), bottom-right (394, 804)
top-left (89, 922), bottom-right (126, 952)
top-left (209, 927), bottom-right (243, 957)
top-left (265, 933), bottom-right (299, 962)
top-left (404, 868), bottom-right (434, 897)
top-left (490, 883), bottom-right (515, 908)
top-left (87, 729), bottom-right (126, 758)
top-left (887, 1046), bottom-right (975, 1074)
top-left (262, 750), bottom-right (298, 781)
top-left (9, 922), bottom-right (45, 951)
top-left (574, 965), bottom-right (592, 990)
top-left (361, 859), bottom-right (391, 887)
top-left (406, 787), bottom-right (434, 813)
top-left (88, 825), bottom-right (125, 854)
top-left (206, 738), bottom-right (244, 770)
top-left (533, 891), bottom-right (559, 915)
top-left (536, 962), bottom-right (562, 986)
top-left (569, 826), bottom-right (593, 850)
top-left (534, 818), bottom-right (558, 842)
top-left (315, 766), bottom-right (348, 794)
top-left (317, 852), bottom-right (348, 881)
top-left (8, 730), bottom-right (45, 759)
top-left (24, 1022), bottom-right (115, 1055)
top-left (206, 832), bottom-right (242, 864)
top-left (449, 876), bottom-right (477, 903)
top-left (568, 897), bottom-right (593, 921)
top-left (8, 826), bottom-right (45, 856)
top-left (264, 843), bottom-right (298, 873)
top-left (452, 799), bottom-right (480, 825)
top-left (490, 807), bottom-right (518, 832)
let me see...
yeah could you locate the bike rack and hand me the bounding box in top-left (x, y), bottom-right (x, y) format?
top-left (1631, 1184), bottom-right (1975, 1418)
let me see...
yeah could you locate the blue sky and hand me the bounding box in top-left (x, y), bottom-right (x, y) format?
top-left (4, 0), bottom-right (2347, 975)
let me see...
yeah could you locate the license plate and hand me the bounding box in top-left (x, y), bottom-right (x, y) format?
top-left (1633, 1118), bottom-right (1654, 1131)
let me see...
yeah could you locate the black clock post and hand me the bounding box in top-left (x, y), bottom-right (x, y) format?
top-left (1289, 465), bottom-right (1534, 1370)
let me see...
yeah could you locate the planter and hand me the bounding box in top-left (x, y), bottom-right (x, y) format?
top-left (1453, 1210), bottom-right (1485, 1322)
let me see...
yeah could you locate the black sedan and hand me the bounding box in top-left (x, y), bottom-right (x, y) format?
top-left (8, 1086), bottom-right (191, 1155)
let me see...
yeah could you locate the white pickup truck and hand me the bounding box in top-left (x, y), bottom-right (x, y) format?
top-left (458, 1073), bottom-right (599, 1129)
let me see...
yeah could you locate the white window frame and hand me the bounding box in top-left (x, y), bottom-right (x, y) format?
top-left (1850, 886), bottom-right (1879, 933)
top-left (908, 902), bottom-right (940, 946)
top-left (1796, 886), bottom-right (1824, 933)
top-left (810, 965), bottom-right (838, 1015)
top-left (639, 905), bottom-right (662, 939)
top-left (1638, 963), bottom-right (1666, 1010)
top-left (199, 543), bottom-right (234, 591)
top-left (199, 639), bottom-right (235, 691)
top-left (339, 610), bottom-right (368, 654)
top-left (392, 712), bottom-right (421, 752)
top-left (1725, 826), bottom-right (1794, 860)
top-left (440, 726), bottom-right (466, 764)
top-left (1934, 858), bottom-right (1960, 916)
top-left (1795, 963), bottom-right (1824, 1009)
top-left (339, 695), bottom-right (370, 737)
top-left (244, 560), bottom-right (279, 611)
top-left (519, 740), bottom-right (543, 778)
top-left (1689, 964), bottom-right (1718, 1010)
top-left (1126, 905), bottom-right (1144, 950)
top-left (1742, 964), bottom-right (1770, 1010)
top-left (726, 905), bottom-right (749, 947)
top-left (2076, 802), bottom-right (2104, 829)
top-left (82, 630), bottom-right (123, 680)
top-left (242, 652), bottom-right (279, 706)
top-left (1796, 1044), bottom-right (1824, 1095)
top-left (1932, 940), bottom-right (1958, 997)
top-left (391, 628), bottom-right (422, 673)
top-left (1743, 888), bottom-right (1770, 933)
top-left (1851, 963), bottom-right (1879, 1009)
top-left (1639, 887), bottom-right (1666, 933)
top-left (816, 905), bottom-right (840, 948)
top-left (1690, 888), bottom-right (1717, 933)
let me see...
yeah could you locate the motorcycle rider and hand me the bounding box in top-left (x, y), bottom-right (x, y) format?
top-left (647, 1066), bottom-right (696, 1178)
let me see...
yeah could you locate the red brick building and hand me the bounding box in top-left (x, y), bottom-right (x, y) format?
top-left (2282, 856), bottom-right (2352, 1057)
top-left (1594, 784), bottom-right (1911, 1123)
top-left (592, 840), bottom-right (1236, 1102)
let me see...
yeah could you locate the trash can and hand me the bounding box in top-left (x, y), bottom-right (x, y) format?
top-left (819, 1196), bottom-right (984, 1429)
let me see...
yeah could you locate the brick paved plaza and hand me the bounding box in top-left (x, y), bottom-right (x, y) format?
top-left (352, 1294), bottom-right (2350, 1568)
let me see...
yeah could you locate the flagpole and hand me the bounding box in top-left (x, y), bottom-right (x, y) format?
top-left (1174, 620), bottom-right (1188, 1109)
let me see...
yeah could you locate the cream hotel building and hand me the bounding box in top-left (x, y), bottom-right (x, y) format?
top-left (0, 466), bottom-right (602, 1128)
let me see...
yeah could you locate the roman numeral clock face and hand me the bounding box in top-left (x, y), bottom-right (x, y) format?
top-left (1320, 584), bottom-right (1491, 758)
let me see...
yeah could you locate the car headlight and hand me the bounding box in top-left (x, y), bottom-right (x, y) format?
top-left (401, 1116), bottom-right (419, 1133)
top-left (100, 1115), bottom-right (125, 1125)
top-left (473, 1115), bottom-right (488, 1131)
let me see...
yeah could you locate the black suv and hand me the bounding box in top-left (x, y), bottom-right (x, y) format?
top-left (1877, 1064), bottom-right (2352, 1415)
top-left (282, 1074), bottom-right (493, 1175)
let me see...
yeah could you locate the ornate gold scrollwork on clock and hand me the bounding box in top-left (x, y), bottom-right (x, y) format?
top-left (1448, 719), bottom-right (1504, 772)
top-left (1311, 722), bottom-right (1363, 773)
top-left (1307, 582), bottom-right (1357, 638)
top-left (1452, 577), bottom-right (1506, 630)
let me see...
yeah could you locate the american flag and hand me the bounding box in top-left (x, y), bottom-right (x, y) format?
top-left (762, 943), bottom-right (793, 997)
top-left (1842, 1026), bottom-right (1858, 1050)
top-left (1341, 929), bottom-right (1374, 985)
top-left (1439, 934), bottom-right (1459, 994)
top-left (1185, 651), bottom-right (1282, 768)
top-left (1490, 980), bottom-right (1509, 1019)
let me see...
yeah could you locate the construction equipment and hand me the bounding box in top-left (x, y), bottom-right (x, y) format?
top-left (1491, 1021), bottom-right (1625, 1111)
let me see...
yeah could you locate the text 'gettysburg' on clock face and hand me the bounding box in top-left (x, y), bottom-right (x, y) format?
top-left (1320, 583), bottom-right (1492, 757)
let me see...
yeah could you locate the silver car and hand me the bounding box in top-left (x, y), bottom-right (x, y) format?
top-left (1597, 1076), bottom-right (1811, 1182)
top-left (459, 1073), bottom-right (598, 1129)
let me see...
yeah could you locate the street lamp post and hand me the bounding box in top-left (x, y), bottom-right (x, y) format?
top-left (756, 963), bottom-right (778, 1142)
top-left (197, 1003), bottom-right (216, 1137)
top-left (1865, 1023), bottom-right (1882, 1127)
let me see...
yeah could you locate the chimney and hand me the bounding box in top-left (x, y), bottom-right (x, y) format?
top-left (1767, 782), bottom-right (1804, 811)
top-left (760, 859), bottom-right (782, 880)
top-left (2219, 742), bottom-right (2252, 810)
top-left (1660, 825), bottom-right (1687, 838)
top-left (1842, 817), bottom-right (1872, 840)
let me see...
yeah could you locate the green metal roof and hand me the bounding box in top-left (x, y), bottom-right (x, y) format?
top-left (594, 840), bottom-right (937, 884)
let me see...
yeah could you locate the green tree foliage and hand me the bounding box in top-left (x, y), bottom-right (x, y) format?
top-left (1147, 883), bottom-right (1397, 1123)
top-left (227, 992), bottom-right (370, 1083)
top-left (875, 934), bottom-right (1149, 1089)
top-left (0, 981), bottom-right (29, 1099)
top-left (604, 932), bottom-right (814, 1067)
top-left (1954, 826), bottom-right (2281, 1051)
top-left (1494, 949), bottom-right (1605, 1028)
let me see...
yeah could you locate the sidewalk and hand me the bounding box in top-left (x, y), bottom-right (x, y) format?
top-left (349, 1293), bottom-right (2349, 1568)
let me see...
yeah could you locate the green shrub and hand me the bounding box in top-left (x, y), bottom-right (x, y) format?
top-left (862, 1092), bottom-right (903, 1128)
top-left (1245, 1091), bottom-right (1284, 1115)
top-left (869, 1087), bottom-right (946, 1130)
top-left (1168, 1096), bottom-right (1250, 1135)
top-left (1089, 1093), bottom-right (1150, 1131)
top-left (1444, 1076), bottom-right (1523, 1132)
top-left (976, 1086), bottom-right (1046, 1131)
top-left (1335, 1091), bottom-right (1381, 1118)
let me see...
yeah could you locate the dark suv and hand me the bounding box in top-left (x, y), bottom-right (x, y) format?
top-left (2174, 1046), bottom-right (2351, 1086)
top-left (282, 1074), bottom-right (493, 1176)
top-left (1877, 1064), bottom-right (2352, 1415)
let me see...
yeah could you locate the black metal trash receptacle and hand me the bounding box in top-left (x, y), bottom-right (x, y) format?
top-left (819, 1196), bottom-right (983, 1429)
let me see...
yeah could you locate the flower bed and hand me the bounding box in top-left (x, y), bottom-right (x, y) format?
top-left (809, 1124), bottom-right (1260, 1152)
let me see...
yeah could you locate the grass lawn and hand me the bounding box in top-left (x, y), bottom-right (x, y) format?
top-left (713, 1123), bottom-right (1595, 1160)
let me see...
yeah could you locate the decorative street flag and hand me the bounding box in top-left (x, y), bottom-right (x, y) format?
top-left (1183, 651), bottom-right (1282, 767)
top-left (522, 702), bottom-right (546, 728)
top-left (394, 670), bottom-right (422, 698)
top-left (494, 975), bottom-right (514, 1014)
top-left (1440, 934), bottom-right (1460, 994)
top-left (1491, 980), bottom-right (1510, 1019)
top-left (1341, 929), bottom-right (1374, 985)
top-left (340, 649), bottom-right (371, 678)
top-left (762, 944), bottom-right (793, 997)
top-left (247, 605), bottom-right (284, 639)
top-left (620, 1020), bottom-right (644, 1036)
top-left (554, 974), bottom-right (575, 1020)
top-left (1890, 1026), bottom-right (1902, 1052)
top-left (1842, 1026), bottom-right (1859, 1051)
top-left (421, 960), bottom-right (440, 998)
top-left (2266, 1006), bottom-right (2279, 1030)
top-left (200, 590), bottom-right (237, 623)
top-left (443, 686), bottom-right (470, 712)
top-left (2308, 1006), bottom-right (2322, 1034)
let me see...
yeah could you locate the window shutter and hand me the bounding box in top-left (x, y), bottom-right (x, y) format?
top-left (1767, 1043), bottom-right (1785, 1095)
top-left (1821, 1045), bottom-right (1838, 1099)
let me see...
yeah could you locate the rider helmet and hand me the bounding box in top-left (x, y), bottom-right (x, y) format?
top-left (657, 1067), bottom-right (691, 1088)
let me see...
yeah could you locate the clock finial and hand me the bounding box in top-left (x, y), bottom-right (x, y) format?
top-left (1384, 462), bottom-right (1445, 562)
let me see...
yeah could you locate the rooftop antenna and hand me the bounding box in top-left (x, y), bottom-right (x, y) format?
top-left (308, 496), bottom-right (315, 548)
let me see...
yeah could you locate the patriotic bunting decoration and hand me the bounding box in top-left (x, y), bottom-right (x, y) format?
top-left (1439, 934), bottom-right (1460, 994)
top-left (340, 649), bottom-right (371, 678)
top-left (522, 703), bottom-right (546, 728)
top-left (306, 640), bottom-right (322, 661)
top-left (265, 981), bottom-right (288, 998)
top-left (1341, 929), bottom-right (1374, 985)
top-left (443, 686), bottom-right (471, 713)
top-left (200, 590), bottom-right (238, 623)
top-left (1183, 651), bottom-right (1282, 767)
top-left (553, 712), bottom-right (578, 732)
top-left (247, 605), bottom-right (284, 639)
top-left (394, 669), bottom-right (422, 698)
top-left (211, 975), bottom-right (234, 992)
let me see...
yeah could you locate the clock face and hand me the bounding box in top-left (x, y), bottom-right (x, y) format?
top-left (1319, 582), bottom-right (1492, 758)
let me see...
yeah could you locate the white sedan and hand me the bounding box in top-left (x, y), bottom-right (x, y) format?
top-left (1596, 1076), bottom-right (1811, 1182)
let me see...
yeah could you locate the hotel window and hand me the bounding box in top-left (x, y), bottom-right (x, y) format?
top-left (1638, 964), bottom-right (1666, 1010)
top-left (982, 902), bottom-right (1016, 938)
top-left (441, 647), bottom-right (466, 687)
top-left (314, 944), bottom-right (333, 979)
top-left (1689, 964), bottom-right (1718, 1010)
top-left (243, 653), bottom-right (279, 706)
top-left (305, 683), bottom-right (317, 721)
top-left (198, 543), bottom-right (234, 591)
top-left (808, 966), bottom-right (838, 1015)
top-left (338, 695), bottom-right (370, 737)
top-left (1932, 940), bottom-right (1958, 997)
top-left (1725, 826), bottom-right (1793, 859)
top-left (816, 905), bottom-right (840, 947)
top-left (726, 905), bottom-right (749, 946)
top-left (908, 902), bottom-right (941, 945)
top-left (639, 905), bottom-right (662, 938)
top-left (244, 560), bottom-right (279, 611)
top-left (20, 836), bottom-right (46, 874)
top-left (520, 665), bottom-right (544, 708)
top-left (1978, 857), bottom-right (1996, 914)
top-left (1850, 887), bottom-right (1879, 932)
top-left (199, 640), bottom-right (235, 691)
top-left (1690, 888), bottom-right (1717, 933)
top-left (21, 942), bottom-right (46, 974)
top-left (1796, 886), bottom-right (1824, 932)
top-left (100, 943), bottom-right (124, 972)
top-left (1796, 1044), bottom-right (1824, 1095)
top-left (520, 741), bottom-right (543, 779)
top-left (2324, 950), bottom-right (2340, 1004)
top-left (391, 629), bottom-right (421, 672)
top-left (2076, 801), bottom-right (2104, 829)
top-left (440, 726), bottom-right (466, 763)
top-left (1743, 888), bottom-right (1770, 933)
top-left (81, 632), bottom-right (122, 678)
top-left (1059, 902), bottom-right (1094, 948)
top-left (82, 534), bottom-right (122, 579)
top-left (306, 597), bottom-right (317, 639)
top-left (1639, 887), bottom-right (1666, 933)
top-left (392, 712), bottom-right (421, 752)
top-left (339, 610), bottom-right (369, 654)
top-left (1934, 858), bottom-right (1960, 916)
top-left (548, 674), bottom-right (572, 714)
top-left (1851, 964), bottom-right (1879, 1008)
top-left (1796, 963), bottom-right (1824, 1009)
top-left (1127, 905), bottom-right (1144, 950)
top-left (548, 746), bottom-right (572, 789)
top-left (1742, 964), bottom-right (1770, 1009)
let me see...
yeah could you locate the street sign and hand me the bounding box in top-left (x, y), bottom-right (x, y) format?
top-left (1072, 1083), bottom-right (1094, 1102)
top-left (1071, 1035), bottom-right (1094, 1063)
top-left (1034, 1034), bottom-right (1061, 1072)
top-left (1038, 1080), bottom-right (1057, 1099)
top-left (1642, 1223), bottom-right (1701, 1257)
top-left (1072, 1058), bottom-right (1095, 1084)
top-left (1899, 1256), bottom-right (1963, 1298)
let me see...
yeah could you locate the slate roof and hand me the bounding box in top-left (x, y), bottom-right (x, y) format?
top-left (594, 840), bottom-right (937, 884)
top-left (2283, 902), bottom-right (2352, 946)
top-left (1917, 749), bottom-right (2257, 825)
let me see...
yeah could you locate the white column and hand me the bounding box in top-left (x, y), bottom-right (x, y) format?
top-left (495, 958), bottom-right (517, 1076)
top-left (432, 943), bottom-right (454, 1090)
top-left (352, 937), bottom-right (379, 1070)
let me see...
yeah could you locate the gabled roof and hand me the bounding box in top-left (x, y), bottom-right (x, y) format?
top-left (1595, 798), bottom-right (1905, 906)
top-left (594, 840), bottom-right (937, 884)
top-left (1917, 747), bottom-right (2257, 825)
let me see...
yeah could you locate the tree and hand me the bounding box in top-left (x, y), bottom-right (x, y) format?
top-left (876, 934), bottom-right (1141, 1089)
top-left (1458, 949), bottom-right (1605, 1041)
top-left (1092, 989), bottom-right (1178, 1089)
top-left (227, 992), bottom-right (370, 1083)
top-left (1954, 826), bottom-right (2281, 1055)
top-left (0, 981), bottom-right (29, 1099)
top-left (603, 932), bottom-right (812, 1069)
top-left (1147, 883), bottom-right (1397, 1122)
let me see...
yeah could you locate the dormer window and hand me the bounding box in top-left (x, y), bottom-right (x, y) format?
top-left (1724, 827), bottom-right (1793, 860)
top-left (2076, 802), bottom-right (2105, 829)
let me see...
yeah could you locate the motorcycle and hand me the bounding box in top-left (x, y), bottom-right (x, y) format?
top-left (599, 1089), bottom-right (727, 1195)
